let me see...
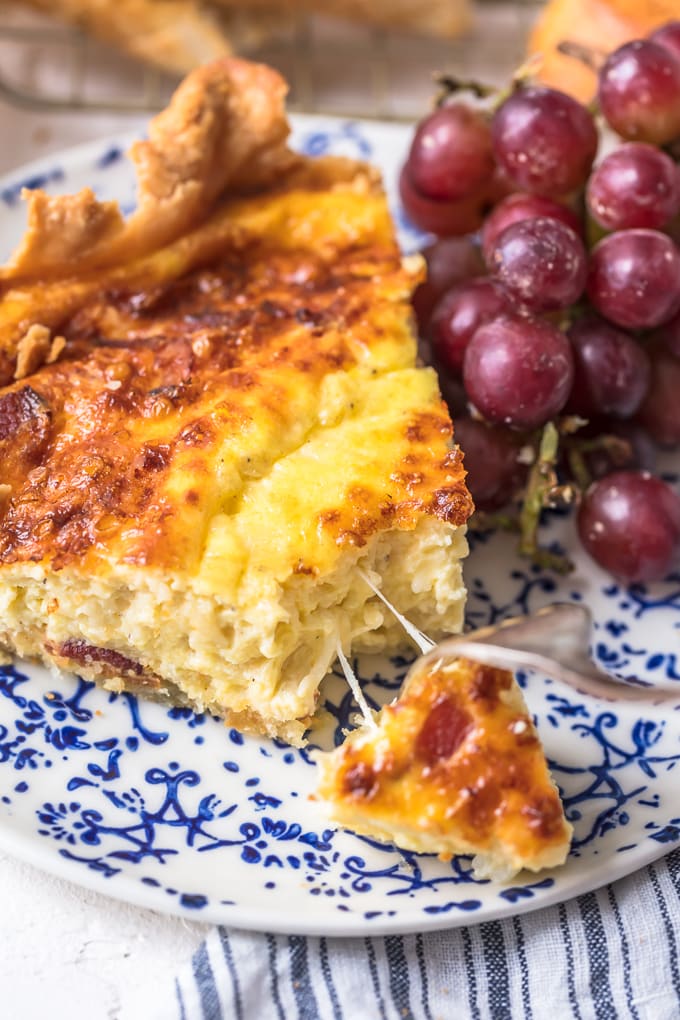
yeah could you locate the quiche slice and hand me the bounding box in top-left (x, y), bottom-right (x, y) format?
top-left (0, 58), bottom-right (472, 745)
top-left (316, 654), bottom-right (573, 877)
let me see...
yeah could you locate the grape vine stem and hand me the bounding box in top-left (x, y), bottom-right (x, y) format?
top-left (519, 422), bottom-right (575, 574)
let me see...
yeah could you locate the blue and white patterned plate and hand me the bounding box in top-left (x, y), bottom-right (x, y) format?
top-left (1, 116), bottom-right (679, 936)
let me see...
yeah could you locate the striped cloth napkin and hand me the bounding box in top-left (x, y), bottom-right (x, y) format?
top-left (170, 847), bottom-right (680, 1019)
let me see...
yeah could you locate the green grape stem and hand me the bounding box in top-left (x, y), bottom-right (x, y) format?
top-left (469, 511), bottom-right (521, 534)
top-left (555, 40), bottom-right (606, 72)
top-left (433, 74), bottom-right (497, 106)
top-left (565, 433), bottom-right (634, 491)
top-left (470, 423), bottom-right (633, 574)
top-left (518, 421), bottom-right (575, 574)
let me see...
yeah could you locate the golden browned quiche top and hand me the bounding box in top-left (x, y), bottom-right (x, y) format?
top-left (0, 58), bottom-right (471, 744)
top-left (0, 59), bottom-right (471, 581)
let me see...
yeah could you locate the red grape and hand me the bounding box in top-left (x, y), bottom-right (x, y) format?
top-left (453, 416), bottom-right (527, 511)
top-left (412, 237), bottom-right (485, 335)
top-left (579, 420), bottom-right (657, 479)
top-left (586, 143), bottom-right (680, 231)
top-left (615, 424), bottom-right (657, 474)
top-left (407, 104), bottom-right (495, 202)
top-left (463, 313), bottom-right (574, 429)
top-left (578, 471), bottom-right (680, 582)
top-left (636, 344), bottom-right (680, 445)
top-left (598, 40), bottom-right (680, 145)
top-left (567, 317), bottom-right (650, 418)
top-left (430, 278), bottom-right (511, 375)
top-left (485, 165), bottom-right (517, 206)
top-left (481, 192), bottom-right (583, 264)
top-left (491, 86), bottom-right (598, 197)
top-left (488, 217), bottom-right (587, 312)
top-left (649, 22), bottom-right (680, 65)
top-left (438, 374), bottom-right (468, 417)
top-left (399, 166), bottom-right (488, 237)
top-left (587, 229), bottom-right (680, 329)
top-left (659, 309), bottom-right (680, 360)
top-left (604, 422), bottom-right (657, 475)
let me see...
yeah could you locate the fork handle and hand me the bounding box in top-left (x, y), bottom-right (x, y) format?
top-left (422, 640), bottom-right (680, 708)
top-left (421, 603), bottom-right (680, 709)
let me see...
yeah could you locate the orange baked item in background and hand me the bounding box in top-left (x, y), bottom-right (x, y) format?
top-left (530, 0), bottom-right (679, 102)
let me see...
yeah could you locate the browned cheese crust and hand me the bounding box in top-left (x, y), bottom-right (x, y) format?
top-left (0, 247), bottom-right (469, 572)
top-left (0, 58), bottom-right (472, 729)
top-left (316, 656), bottom-right (572, 873)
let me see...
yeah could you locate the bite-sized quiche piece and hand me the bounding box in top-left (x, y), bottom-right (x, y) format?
top-left (316, 655), bottom-right (572, 878)
top-left (0, 58), bottom-right (473, 746)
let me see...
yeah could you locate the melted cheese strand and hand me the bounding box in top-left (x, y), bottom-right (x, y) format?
top-left (336, 640), bottom-right (377, 730)
top-left (358, 569), bottom-right (436, 654)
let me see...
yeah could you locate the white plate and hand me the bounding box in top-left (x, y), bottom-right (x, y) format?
top-left (1, 116), bottom-right (679, 936)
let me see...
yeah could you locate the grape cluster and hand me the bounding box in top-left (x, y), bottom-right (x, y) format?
top-left (401, 25), bottom-right (680, 582)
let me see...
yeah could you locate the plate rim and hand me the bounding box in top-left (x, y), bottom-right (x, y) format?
top-left (0, 120), bottom-right (678, 936)
top-left (0, 794), bottom-right (674, 936)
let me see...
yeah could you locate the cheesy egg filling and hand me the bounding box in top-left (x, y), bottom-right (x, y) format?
top-left (0, 59), bottom-right (473, 744)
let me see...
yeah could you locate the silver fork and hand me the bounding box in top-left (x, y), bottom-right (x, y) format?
top-left (411, 603), bottom-right (680, 710)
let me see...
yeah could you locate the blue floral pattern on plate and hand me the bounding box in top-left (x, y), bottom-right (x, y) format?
top-left (0, 117), bottom-right (678, 935)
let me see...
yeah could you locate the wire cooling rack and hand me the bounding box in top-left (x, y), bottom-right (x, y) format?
top-left (0, 4), bottom-right (540, 121)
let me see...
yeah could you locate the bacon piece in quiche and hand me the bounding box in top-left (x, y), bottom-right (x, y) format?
top-left (316, 655), bottom-right (572, 877)
top-left (0, 58), bottom-right (473, 745)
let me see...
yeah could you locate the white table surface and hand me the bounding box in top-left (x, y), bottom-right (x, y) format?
top-left (0, 851), bottom-right (208, 1019)
top-left (0, 97), bottom-right (210, 1020)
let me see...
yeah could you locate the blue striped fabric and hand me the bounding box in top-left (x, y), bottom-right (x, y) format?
top-left (172, 849), bottom-right (680, 1020)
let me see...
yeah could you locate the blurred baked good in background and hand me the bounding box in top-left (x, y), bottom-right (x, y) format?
top-left (530, 0), bottom-right (680, 100)
top-left (7, 0), bottom-right (472, 74)
top-left (22, 0), bottom-right (675, 129)
top-left (7, 0), bottom-right (243, 72)
top-left (5, 0), bottom-right (679, 110)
